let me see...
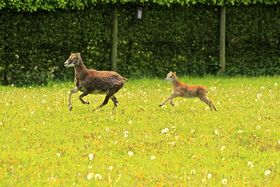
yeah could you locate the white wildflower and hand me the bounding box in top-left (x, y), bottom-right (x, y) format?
top-left (264, 170), bottom-right (271, 176)
top-left (237, 130), bottom-right (244, 134)
top-left (128, 151), bottom-right (134, 157)
top-left (56, 153), bottom-right (61, 157)
top-left (247, 161), bottom-right (254, 168)
top-left (128, 120), bottom-right (133, 124)
top-left (278, 140), bottom-right (280, 145)
top-left (161, 128), bottom-right (169, 134)
top-left (207, 173), bottom-right (212, 179)
top-left (220, 146), bottom-right (226, 152)
top-left (257, 93), bottom-right (262, 99)
top-left (123, 131), bottom-right (129, 138)
top-left (214, 129), bottom-right (219, 135)
top-left (221, 178), bottom-right (227, 185)
top-left (88, 153), bottom-right (94, 161)
top-left (87, 172), bottom-right (94, 180)
top-left (256, 125), bottom-right (261, 130)
top-left (150, 155), bottom-right (156, 160)
top-left (108, 166), bottom-right (113, 171)
top-left (274, 83), bottom-right (278, 86)
top-left (191, 129), bottom-right (195, 134)
top-left (190, 169), bottom-right (196, 175)
top-left (95, 173), bottom-right (103, 180)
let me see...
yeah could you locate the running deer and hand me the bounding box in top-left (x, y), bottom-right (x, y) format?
top-left (64, 53), bottom-right (127, 111)
top-left (159, 71), bottom-right (217, 111)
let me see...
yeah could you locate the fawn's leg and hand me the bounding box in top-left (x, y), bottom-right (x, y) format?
top-left (160, 95), bottom-right (177, 107)
top-left (79, 90), bottom-right (91, 104)
top-left (68, 87), bottom-right (79, 111)
top-left (199, 96), bottom-right (217, 111)
top-left (170, 98), bottom-right (175, 107)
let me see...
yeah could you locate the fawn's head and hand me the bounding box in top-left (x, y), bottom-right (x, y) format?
top-left (64, 53), bottom-right (82, 68)
top-left (165, 71), bottom-right (177, 81)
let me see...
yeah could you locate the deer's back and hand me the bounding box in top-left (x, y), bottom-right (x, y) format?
top-left (77, 70), bottom-right (125, 92)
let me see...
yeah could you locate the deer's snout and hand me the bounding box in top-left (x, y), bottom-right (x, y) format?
top-left (64, 59), bottom-right (74, 68)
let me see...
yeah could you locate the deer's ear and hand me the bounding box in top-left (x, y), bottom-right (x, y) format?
top-left (174, 72), bottom-right (176, 75)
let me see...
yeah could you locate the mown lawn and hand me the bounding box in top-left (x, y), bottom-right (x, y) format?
top-left (0, 77), bottom-right (280, 186)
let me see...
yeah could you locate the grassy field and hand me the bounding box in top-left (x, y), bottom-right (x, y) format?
top-left (0, 77), bottom-right (280, 186)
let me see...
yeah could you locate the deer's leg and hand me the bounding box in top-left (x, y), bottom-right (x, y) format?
top-left (79, 90), bottom-right (90, 105)
top-left (110, 95), bottom-right (118, 109)
top-left (68, 87), bottom-right (79, 111)
top-left (96, 94), bottom-right (111, 110)
top-left (160, 95), bottom-right (177, 107)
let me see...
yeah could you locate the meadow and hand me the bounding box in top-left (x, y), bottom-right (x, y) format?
top-left (0, 77), bottom-right (280, 186)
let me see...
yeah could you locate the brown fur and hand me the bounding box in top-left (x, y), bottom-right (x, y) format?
top-left (65, 53), bottom-right (127, 111)
top-left (159, 71), bottom-right (217, 111)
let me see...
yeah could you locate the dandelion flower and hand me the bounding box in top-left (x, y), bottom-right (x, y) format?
top-left (237, 130), bottom-right (244, 134)
top-left (191, 129), bottom-right (195, 134)
top-left (190, 169), bottom-right (196, 175)
top-left (247, 161), bottom-right (254, 168)
top-left (256, 125), bottom-right (261, 130)
top-left (56, 153), bottom-right (61, 157)
top-left (128, 120), bottom-right (133, 124)
top-left (274, 83), bottom-right (278, 86)
top-left (221, 178), bottom-right (227, 185)
top-left (95, 173), bottom-right (103, 180)
top-left (257, 93), bottom-right (262, 99)
top-left (207, 173), bottom-right (212, 179)
top-left (220, 146), bottom-right (226, 152)
top-left (150, 155), bottom-right (156, 160)
top-left (161, 128), bottom-right (169, 134)
top-left (88, 153), bottom-right (94, 161)
top-left (264, 170), bottom-right (271, 176)
top-left (214, 129), bottom-right (219, 135)
top-left (128, 151), bottom-right (134, 157)
top-left (278, 140), bottom-right (280, 145)
top-left (87, 172), bottom-right (94, 180)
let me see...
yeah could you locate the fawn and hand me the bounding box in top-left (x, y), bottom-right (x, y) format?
top-left (159, 71), bottom-right (217, 111)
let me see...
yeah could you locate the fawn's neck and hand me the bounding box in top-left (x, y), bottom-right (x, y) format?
top-left (171, 79), bottom-right (188, 88)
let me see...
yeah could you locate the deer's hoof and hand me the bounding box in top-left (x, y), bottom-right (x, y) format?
top-left (159, 104), bottom-right (162, 107)
top-left (69, 106), bottom-right (73, 111)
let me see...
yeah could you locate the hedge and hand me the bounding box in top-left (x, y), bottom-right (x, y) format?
top-left (0, 0), bottom-right (280, 12)
top-left (0, 5), bottom-right (280, 86)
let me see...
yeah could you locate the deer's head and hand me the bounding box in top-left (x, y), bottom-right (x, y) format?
top-left (165, 71), bottom-right (177, 81)
top-left (64, 53), bottom-right (82, 68)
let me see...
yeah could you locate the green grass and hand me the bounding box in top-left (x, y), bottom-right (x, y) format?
top-left (0, 77), bottom-right (280, 186)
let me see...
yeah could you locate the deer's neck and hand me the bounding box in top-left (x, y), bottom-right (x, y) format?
top-left (74, 62), bottom-right (88, 80)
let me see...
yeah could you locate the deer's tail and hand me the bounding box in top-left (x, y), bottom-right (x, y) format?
top-left (122, 77), bottom-right (128, 83)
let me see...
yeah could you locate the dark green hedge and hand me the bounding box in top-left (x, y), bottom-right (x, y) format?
top-left (226, 6), bottom-right (280, 75)
top-left (1, 0), bottom-right (280, 12)
top-left (0, 5), bottom-right (280, 86)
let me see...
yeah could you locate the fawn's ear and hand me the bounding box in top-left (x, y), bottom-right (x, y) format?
top-left (173, 72), bottom-right (176, 75)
